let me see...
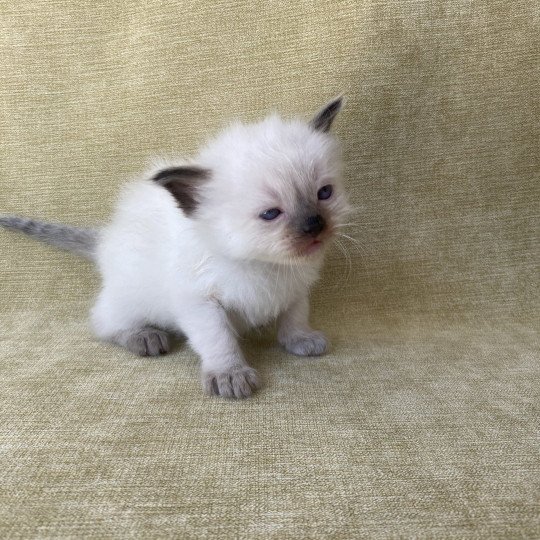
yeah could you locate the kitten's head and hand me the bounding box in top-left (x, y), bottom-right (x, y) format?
top-left (154, 97), bottom-right (350, 264)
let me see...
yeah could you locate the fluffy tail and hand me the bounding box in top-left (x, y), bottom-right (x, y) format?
top-left (0, 215), bottom-right (99, 260)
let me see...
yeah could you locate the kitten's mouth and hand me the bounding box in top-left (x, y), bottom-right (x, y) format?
top-left (295, 227), bottom-right (334, 257)
top-left (297, 237), bottom-right (326, 257)
top-left (304, 239), bottom-right (323, 254)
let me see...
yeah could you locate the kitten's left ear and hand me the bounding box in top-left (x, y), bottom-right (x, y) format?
top-left (309, 95), bottom-right (344, 133)
top-left (152, 165), bottom-right (210, 216)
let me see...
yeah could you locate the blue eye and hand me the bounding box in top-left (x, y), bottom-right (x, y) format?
top-left (260, 208), bottom-right (282, 220)
top-left (317, 185), bottom-right (333, 200)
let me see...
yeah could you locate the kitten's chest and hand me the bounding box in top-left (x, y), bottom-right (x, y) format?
top-left (202, 260), bottom-right (319, 327)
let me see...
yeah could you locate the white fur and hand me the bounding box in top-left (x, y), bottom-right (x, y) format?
top-left (90, 103), bottom-right (349, 398)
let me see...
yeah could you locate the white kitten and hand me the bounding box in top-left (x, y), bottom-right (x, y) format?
top-left (0, 97), bottom-right (350, 398)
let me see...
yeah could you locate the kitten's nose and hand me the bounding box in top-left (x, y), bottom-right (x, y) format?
top-left (302, 215), bottom-right (326, 236)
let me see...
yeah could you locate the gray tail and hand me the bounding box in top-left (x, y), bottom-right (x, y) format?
top-left (0, 215), bottom-right (99, 260)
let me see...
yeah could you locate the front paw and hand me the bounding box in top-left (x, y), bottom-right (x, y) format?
top-left (280, 330), bottom-right (328, 356)
top-left (202, 366), bottom-right (260, 399)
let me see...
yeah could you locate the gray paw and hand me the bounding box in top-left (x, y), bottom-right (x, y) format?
top-left (202, 366), bottom-right (260, 399)
top-left (125, 328), bottom-right (170, 357)
top-left (282, 330), bottom-right (328, 356)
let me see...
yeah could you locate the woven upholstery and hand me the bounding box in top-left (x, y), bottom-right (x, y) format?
top-left (1, 1), bottom-right (538, 537)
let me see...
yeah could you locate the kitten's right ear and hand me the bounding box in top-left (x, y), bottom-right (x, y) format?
top-left (152, 165), bottom-right (210, 216)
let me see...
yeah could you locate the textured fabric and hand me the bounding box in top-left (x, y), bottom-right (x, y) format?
top-left (0, 1), bottom-right (538, 538)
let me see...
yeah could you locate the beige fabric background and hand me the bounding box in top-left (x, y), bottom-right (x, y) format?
top-left (1, 1), bottom-right (539, 538)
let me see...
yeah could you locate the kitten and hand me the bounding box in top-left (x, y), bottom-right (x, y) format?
top-left (0, 97), bottom-right (349, 398)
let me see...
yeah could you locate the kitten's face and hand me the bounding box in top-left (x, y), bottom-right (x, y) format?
top-left (154, 98), bottom-right (350, 265)
top-left (198, 104), bottom-right (349, 264)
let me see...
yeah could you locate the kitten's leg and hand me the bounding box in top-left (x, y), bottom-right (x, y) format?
top-left (91, 294), bottom-right (170, 356)
top-left (176, 300), bottom-right (260, 398)
top-left (278, 293), bottom-right (328, 356)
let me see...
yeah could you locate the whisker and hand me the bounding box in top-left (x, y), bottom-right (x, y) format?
top-left (336, 232), bottom-right (370, 258)
top-left (273, 260), bottom-right (282, 303)
top-left (338, 232), bottom-right (359, 243)
top-left (333, 238), bottom-right (353, 286)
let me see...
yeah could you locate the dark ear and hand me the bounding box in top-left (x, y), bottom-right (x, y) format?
top-left (309, 95), bottom-right (344, 133)
top-left (152, 165), bottom-right (210, 216)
